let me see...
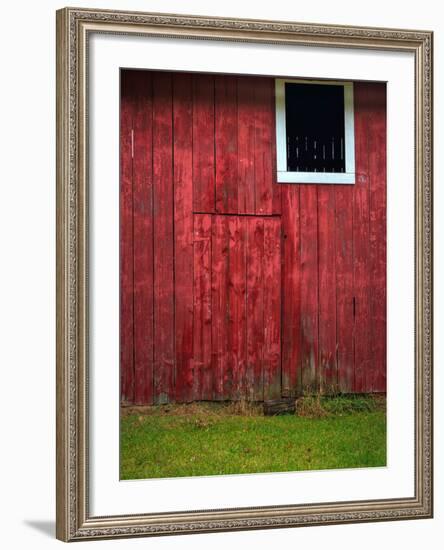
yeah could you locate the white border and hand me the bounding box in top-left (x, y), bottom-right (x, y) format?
top-left (275, 79), bottom-right (355, 183)
top-left (89, 33), bottom-right (415, 517)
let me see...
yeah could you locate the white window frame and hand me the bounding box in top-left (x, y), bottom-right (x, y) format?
top-left (275, 79), bottom-right (355, 184)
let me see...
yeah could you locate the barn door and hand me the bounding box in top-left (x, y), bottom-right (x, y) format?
top-left (193, 214), bottom-right (282, 402)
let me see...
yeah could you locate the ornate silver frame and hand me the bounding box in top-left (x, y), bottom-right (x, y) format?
top-left (56, 7), bottom-right (433, 541)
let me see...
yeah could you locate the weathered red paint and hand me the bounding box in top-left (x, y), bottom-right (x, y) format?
top-left (120, 70), bottom-right (387, 404)
top-left (193, 74), bottom-right (215, 214)
top-left (281, 185), bottom-right (301, 396)
top-left (318, 185), bottom-right (337, 391)
top-left (215, 76), bottom-right (238, 214)
top-left (173, 73), bottom-right (194, 403)
top-left (152, 73), bottom-right (175, 404)
top-left (368, 83), bottom-right (387, 393)
top-left (246, 217), bottom-right (265, 400)
top-left (262, 218), bottom-right (281, 399)
top-left (120, 71), bottom-right (135, 404)
top-left (299, 185), bottom-right (319, 392)
top-left (335, 183), bottom-right (355, 393)
top-left (132, 70), bottom-right (154, 405)
top-left (237, 77), bottom-right (256, 215)
top-left (193, 214), bottom-right (213, 400)
top-left (353, 83), bottom-right (372, 394)
top-left (254, 80), bottom-right (274, 215)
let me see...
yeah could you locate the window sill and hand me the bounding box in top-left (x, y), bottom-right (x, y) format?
top-left (277, 171), bottom-right (356, 185)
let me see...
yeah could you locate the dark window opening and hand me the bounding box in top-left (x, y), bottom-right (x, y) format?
top-left (285, 83), bottom-right (346, 173)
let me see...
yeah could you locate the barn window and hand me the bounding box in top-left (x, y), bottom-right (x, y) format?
top-left (275, 79), bottom-right (355, 184)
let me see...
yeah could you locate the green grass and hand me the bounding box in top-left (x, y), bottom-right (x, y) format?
top-left (120, 397), bottom-right (386, 480)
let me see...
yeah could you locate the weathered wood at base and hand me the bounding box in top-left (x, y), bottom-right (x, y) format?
top-left (263, 398), bottom-right (296, 416)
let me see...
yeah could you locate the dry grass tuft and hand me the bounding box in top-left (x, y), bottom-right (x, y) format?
top-left (296, 395), bottom-right (329, 418)
top-left (120, 399), bottom-right (264, 418)
top-left (121, 394), bottom-right (386, 419)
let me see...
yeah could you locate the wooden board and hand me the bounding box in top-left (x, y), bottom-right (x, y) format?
top-left (227, 216), bottom-right (247, 399)
top-left (120, 71), bottom-right (135, 403)
top-left (281, 185), bottom-right (301, 396)
top-left (152, 72), bottom-right (175, 404)
top-left (211, 215), bottom-right (230, 399)
top-left (368, 83), bottom-right (387, 392)
top-left (318, 185), bottom-right (337, 392)
top-left (262, 217), bottom-right (282, 399)
top-left (237, 77), bottom-right (256, 215)
top-left (215, 76), bottom-right (238, 214)
top-left (193, 74), bottom-right (215, 213)
top-left (300, 185), bottom-right (319, 392)
top-left (254, 79), bottom-right (274, 216)
top-left (132, 70), bottom-right (154, 405)
top-left (335, 184), bottom-right (355, 393)
top-left (173, 73), bottom-right (194, 402)
top-left (352, 83), bottom-right (371, 393)
top-left (193, 214), bottom-right (213, 400)
top-left (246, 217), bottom-right (265, 401)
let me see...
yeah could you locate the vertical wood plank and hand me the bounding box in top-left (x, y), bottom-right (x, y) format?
top-left (132, 71), bottom-right (154, 404)
top-left (211, 215), bottom-right (229, 399)
top-left (215, 75), bottom-right (238, 214)
top-left (237, 77), bottom-right (256, 215)
top-left (254, 79), bottom-right (274, 215)
top-left (173, 73), bottom-right (194, 403)
top-left (368, 83), bottom-right (387, 393)
top-left (281, 185), bottom-right (301, 396)
top-left (152, 72), bottom-right (175, 404)
top-left (300, 185), bottom-right (319, 393)
top-left (270, 78), bottom-right (281, 216)
top-left (246, 218), bottom-right (264, 401)
top-left (193, 214), bottom-right (213, 400)
top-left (318, 186), bottom-right (337, 393)
top-left (227, 216), bottom-right (247, 399)
top-left (120, 71), bottom-right (135, 403)
top-left (352, 83), bottom-right (372, 393)
top-left (193, 74), bottom-right (215, 213)
top-left (263, 217), bottom-right (282, 399)
top-left (335, 185), bottom-right (355, 393)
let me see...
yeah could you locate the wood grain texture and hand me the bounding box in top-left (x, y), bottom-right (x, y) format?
top-left (335, 184), bottom-right (355, 393)
top-left (193, 214), bottom-right (213, 400)
top-left (152, 72), bottom-right (175, 404)
top-left (227, 216), bottom-right (247, 399)
top-left (211, 215), bottom-right (229, 399)
top-left (120, 71), bottom-right (135, 403)
top-left (132, 70), bottom-right (154, 404)
top-left (270, 78), bottom-right (281, 216)
top-left (215, 75), bottom-right (238, 214)
top-left (300, 185), bottom-right (319, 392)
top-left (263, 217), bottom-right (282, 399)
top-left (368, 83), bottom-right (387, 393)
top-left (237, 77), bottom-right (256, 215)
top-left (318, 185), bottom-right (337, 392)
top-left (246, 217), bottom-right (265, 400)
top-left (352, 83), bottom-right (371, 393)
top-left (193, 74), bottom-right (215, 213)
top-left (281, 185), bottom-right (301, 396)
top-left (254, 79), bottom-right (274, 215)
top-left (173, 73), bottom-right (194, 402)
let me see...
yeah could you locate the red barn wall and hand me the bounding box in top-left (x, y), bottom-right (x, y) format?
top-left (120, 69), bottom-right (386, 405)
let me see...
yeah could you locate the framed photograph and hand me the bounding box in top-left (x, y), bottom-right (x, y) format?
top-left (56, 7), bottom-right (433, 541)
